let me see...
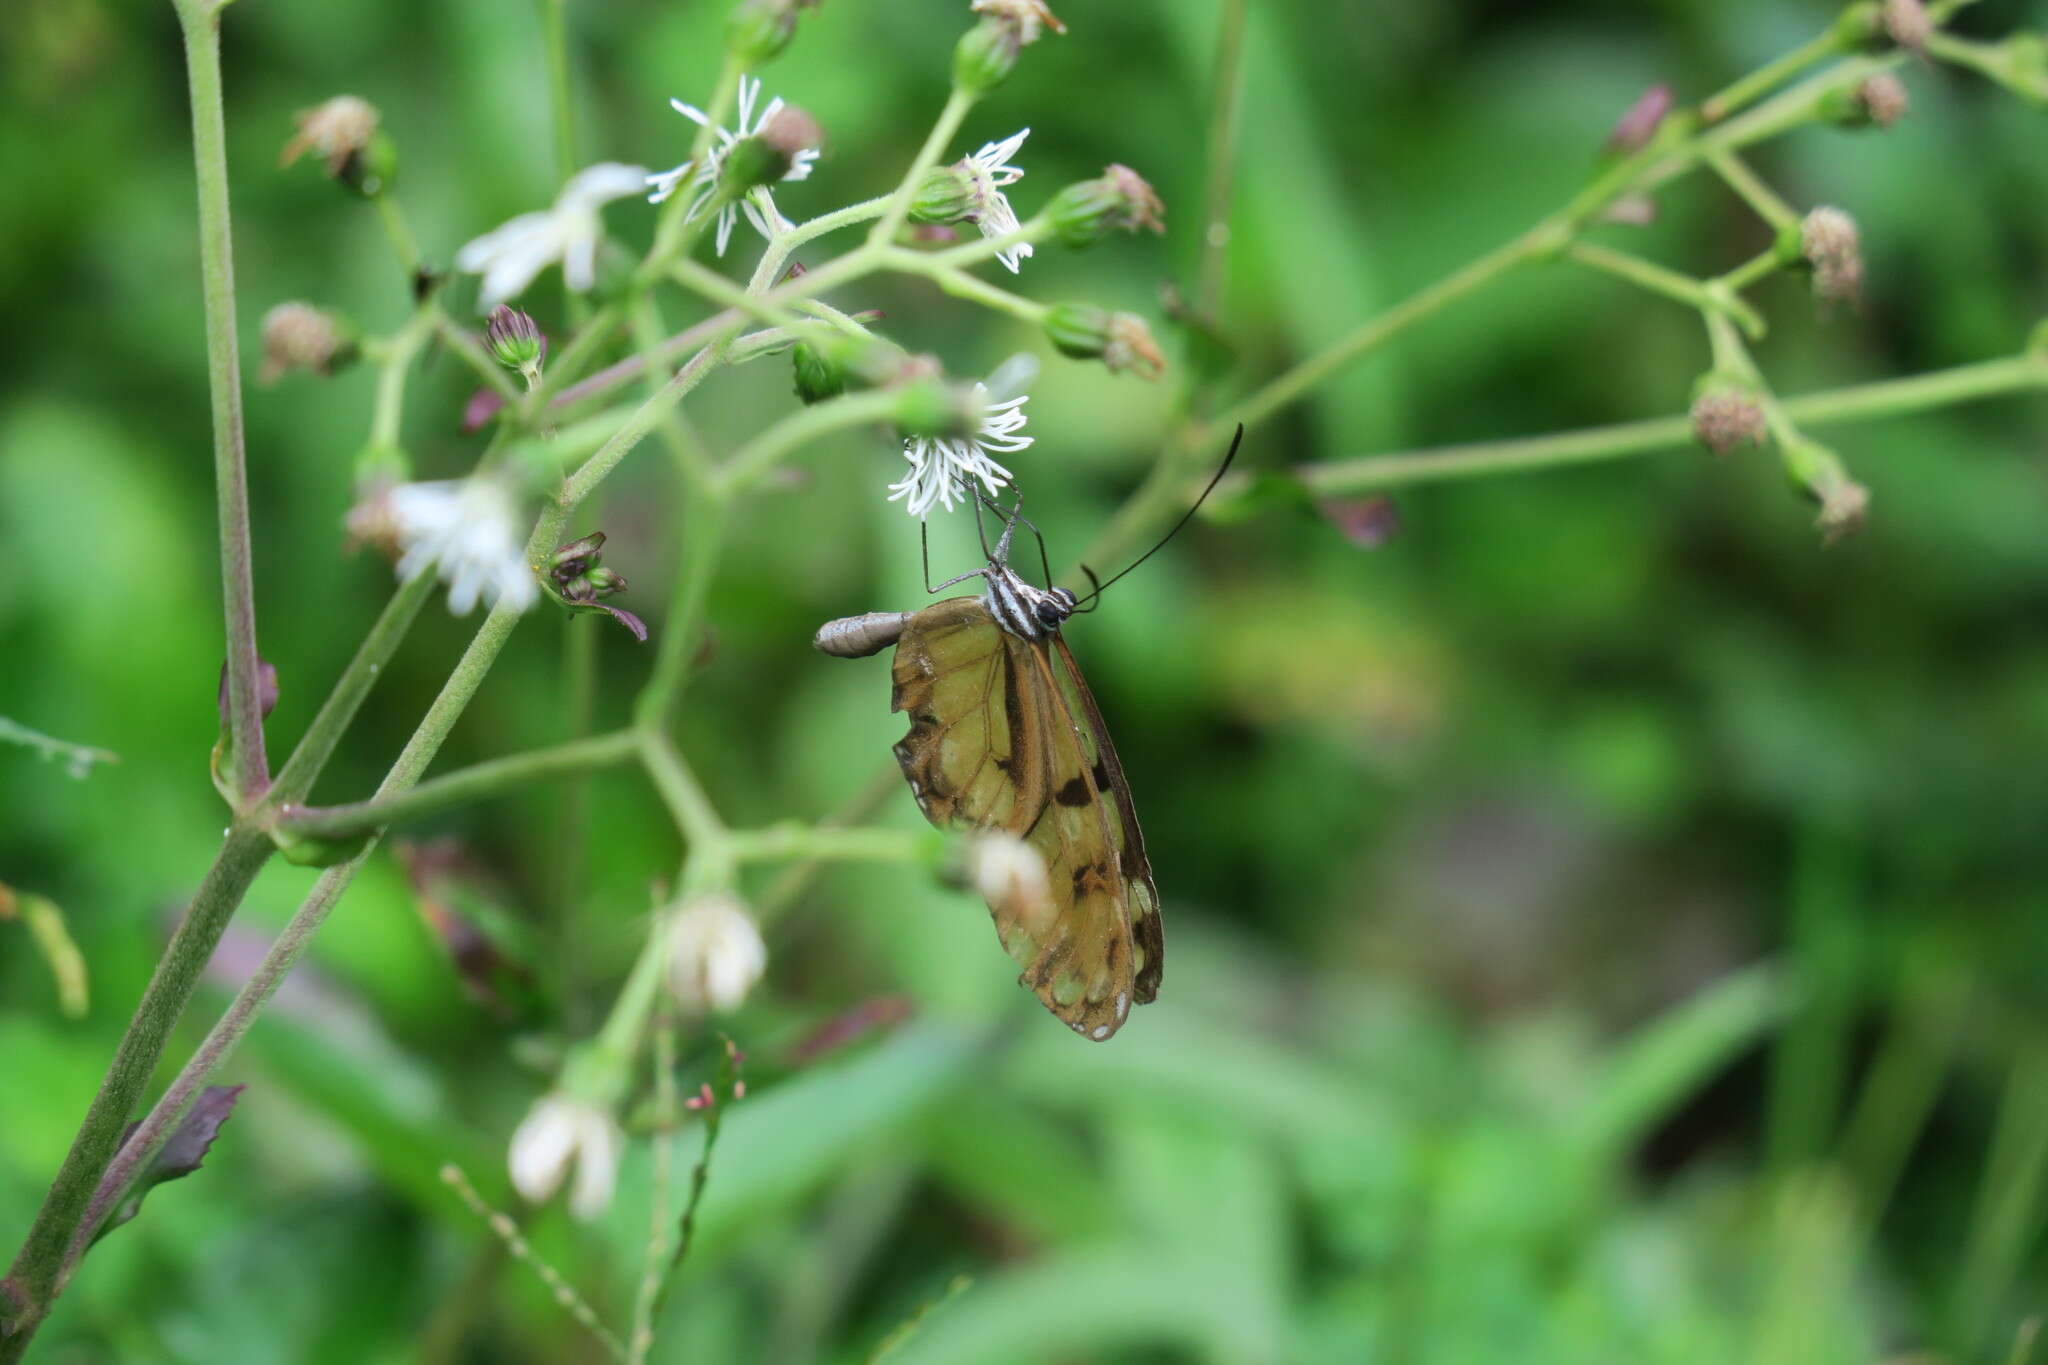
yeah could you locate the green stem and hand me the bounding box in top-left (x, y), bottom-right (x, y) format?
top-left (631, 492), bottom-right (725, 733)
top-left (1195, 0), bottom-right (1250, 317)
top-left (1718, 246), bottom-right (1784, 294)
top-left (526, 302), bottom-right (624, 413)
top-left (1567, 241), bottom-right (1766, 337)
top-left (71, 590), bottom-right (540, 1265)
top-left (1700, 27), bottom-right (1844, 123)
top-left (1216, 223), bottom-right (1561, 435)
top-left (555, 611), bottom-right (597, 1029)
top-left (869, 88), bottom-right (974, 249)
top-left (715, 389), bottom-right (901, 495)
top-left (1294, 352), bottom-right (2048, 494)
top-left (637, 732), bottom-right (726, 856)
top-left (726, 825), bottom-right (936, 866)
top-left (538, 0), bottom-right (577, 183)
top-left (266, 569), bottom-right (437, 805)
top-left (278, 730), bottom-right (641, 840)
top-left (887, 250), bottom-right (1048, 324)
top-left (370, 307), bottom-right (437, 449)
top-left (1705, 147), bottom-right (1800, 232)
top-left (177, 0), bottom-right (268, 802)
top-left (920, 213), bottom-right (1050, 271)
top-left (0, 827), bottom-right (273, 1351)
top-left (373, 193), bottom-right (422, 280)
top-left (750, 196), bottom-right (893, 292)
top-left (561, 343), bottom-right (728, 507)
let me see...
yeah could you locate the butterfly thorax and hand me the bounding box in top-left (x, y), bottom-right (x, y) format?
top-left (980, 564), bottom-right (1077, 641)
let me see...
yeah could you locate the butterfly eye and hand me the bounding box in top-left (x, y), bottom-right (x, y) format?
top-left (1035, 598), bottom-right (1066, 626)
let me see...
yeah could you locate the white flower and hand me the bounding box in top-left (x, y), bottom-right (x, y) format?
top-left (890, 354), bottom-right (1036, 519)
top-left (390, 474), bottom-right (538, 615)
top-left (455, 163), bottom-right (648, 311)
top-left (962, 129), bottom-right (1032, 272)
top-left (646, 76), bottom-right (819, 256)
top-left (508, 1093), bottom-right (623, 1221)
top-left (665, 894), bottom-right (768, 1013)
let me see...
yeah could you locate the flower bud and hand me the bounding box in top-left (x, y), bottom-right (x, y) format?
top-left (1047, 164), bottom-right (1165, 248)
top-left (910, 165), bottom-right (978, 224)
top-left (1799, 206), bottom-right (1864, 304)
top-left (665, 894), bottom-right (768, 1014)
top-left (508, 1091), bottom-right (623, 1221)
top-left (484, 305), bottom-right (546, 386)
top-left (259, 302), bottom-right (355, 383)
top-left (1043, 304), bottom-right (1166, 379)
top-left (726, 0), bottom-right (820, 67)
top-left (954, 0), bottom-right (1064, 95)
top-left (791, 339), bottom-right (846, 404)
top-left (582, 565), bottom-right (627, 597)
top-left (1604, 84), bottom-right (1673, 156)
top-left (1689, 381), bottom-right (1767, 456)
top-left (281, 96), bottom-right (396, 197)
top-left (721, 105), bottom-right (823, 200)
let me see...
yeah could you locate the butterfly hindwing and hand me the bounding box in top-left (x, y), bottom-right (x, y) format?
top-left (890, 597), bottom-right (1150, 1039)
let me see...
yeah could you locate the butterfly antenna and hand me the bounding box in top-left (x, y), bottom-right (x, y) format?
top-left (1071, 424), bottom-right (1243, 609)
top-left (1069, 563), bottom-right (1106, 615)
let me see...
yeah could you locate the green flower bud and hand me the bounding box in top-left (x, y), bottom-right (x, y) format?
top-left (485, 305), bottom-right (546, 386)
top-left (1044, 302), bottom-right (1112, 359)
top-left (727, 0), bottom-right (820, 68)
top-left (791, 340), bottom-right (846, 404)
top-left (718, 105), bottom-right (823, 198)
top-left (954, 0), bottom-right (1064, 95)
top-left (1782, 438), bottom-right (1868, 544)
top-left (1047, 164), bottom-right (1165, 248)
top-left (583, 566), bottom-right (627, 597)
top-left (910, 165), bottom-right (978, 224)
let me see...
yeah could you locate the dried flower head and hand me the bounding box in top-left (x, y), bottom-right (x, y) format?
top-left (1816, 476), bottom-right (1872, 544)
top-left (281, 95), bottom-right (379, 177)
top-left (1855, 73), bottom-right (1910, 127)
top-left (1800, 206), bottom-right (1864, 305)
top-left (259, 302), bottom-right (352, 383)
top-left (1690, 388), bottom-right (1768, 456)
top-left (1048, 164), bottom-right (1165, 248)
top-left (1882, 0), bottom-right (1932, 52)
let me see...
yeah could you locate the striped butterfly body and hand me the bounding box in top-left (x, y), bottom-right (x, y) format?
top-left (814, 540), bottom-right (1161, 1040)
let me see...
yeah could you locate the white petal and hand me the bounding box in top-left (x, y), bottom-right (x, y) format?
top-left (454, 211), bottom-right (551, 273)
top-left (508, 1098), bottom-right (575, 1204)
top-left (558, 162), bottom-right (651, 211)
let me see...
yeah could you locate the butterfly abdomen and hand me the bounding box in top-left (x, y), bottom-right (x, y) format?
top-left (813, 611), bottom-right (913, 658)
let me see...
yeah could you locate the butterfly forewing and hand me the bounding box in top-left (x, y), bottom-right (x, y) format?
top-left (889, 597), bottom-right (1154, 1039)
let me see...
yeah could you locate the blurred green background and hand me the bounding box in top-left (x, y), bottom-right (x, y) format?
top-left (5, 0), bottom-right (2048, 1360)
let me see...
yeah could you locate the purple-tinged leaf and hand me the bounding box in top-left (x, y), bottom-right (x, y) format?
top-left (92, 1085), bottom-right (246, 1248)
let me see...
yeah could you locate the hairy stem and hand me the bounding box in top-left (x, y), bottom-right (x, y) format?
top-left (178, 0), bottom-right (268, 801)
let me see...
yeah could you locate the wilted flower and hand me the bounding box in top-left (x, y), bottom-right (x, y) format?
top-left (1855, 74), bottom-right (1910, 127)
top-left (389, 474), bottom-right (538, 615)
top-left (890, 355), bottom-right (1035, 517)
top-left (455, 163), bottom-right (648, 311)
top-left (507, 1093), bottom-right (622, 1221)
top-left (646, 76), bottom-right (819, 255)
top-left (281, 96), bottom-right (381, 178)
top-left (1800, 206), bottom-right (1864, 304)
top-left (1690, 387), bottom-right (1768, 456)
top-left (1047, 164), bottom-right (1165, 248)
top-left (665, 893), bottom-right (769, 1013)
top-left (1882, 0), bottom-right (1931, 52)
top-left (259, 302), bottom-right (352, 383)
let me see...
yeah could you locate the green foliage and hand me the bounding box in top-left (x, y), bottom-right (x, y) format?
top-left (5, 0), bottom-right (2048, 1360)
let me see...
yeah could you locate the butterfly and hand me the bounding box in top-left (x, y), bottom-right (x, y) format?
top-left (814, 502), bottom-right (1161, 1040)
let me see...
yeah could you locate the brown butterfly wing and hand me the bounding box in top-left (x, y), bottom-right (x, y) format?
top-left (890, 598), bottom-right (1148, 1039)
top-left (1049, 635), bottom-right (1162, 1007)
